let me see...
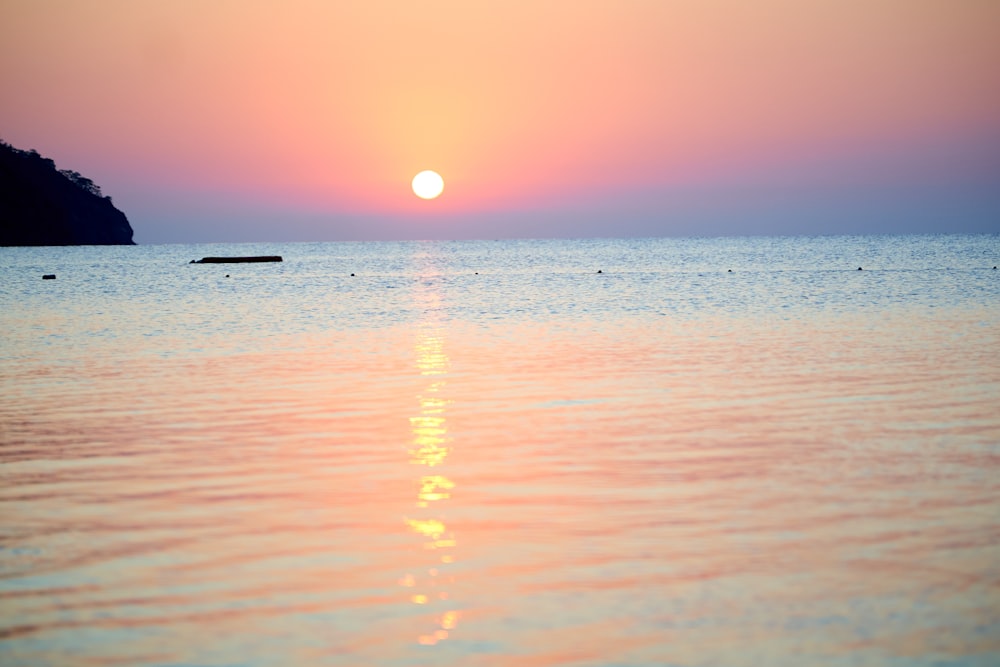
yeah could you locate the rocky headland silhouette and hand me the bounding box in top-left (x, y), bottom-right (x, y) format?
top-left (1, 140), bottom-right (134, 246)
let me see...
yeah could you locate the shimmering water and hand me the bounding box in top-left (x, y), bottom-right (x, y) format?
top-left (1, 235), bottom-right (999, 667)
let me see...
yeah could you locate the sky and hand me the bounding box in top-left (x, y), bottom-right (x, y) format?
top-left (2, 0), bottom-right (999, 243)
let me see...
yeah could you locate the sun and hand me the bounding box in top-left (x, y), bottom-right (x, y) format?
top-left (412, 170), bottom-right (444, 200)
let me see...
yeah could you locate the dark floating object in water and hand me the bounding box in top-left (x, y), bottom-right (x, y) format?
top-left (190, 256), bottom-right (282, 264)
top-left (597, 269), bottom-right (603, 273)
top-left (42, 274), bottom-right (56, 279)
top-left (225, 274), bottom-right (230, 278)
top-left (350, 273), bottom-right (355, 276)
top-left (728, 269), bottom-right (732, 273)
top-left (858, 267), bottom-right (863, 270)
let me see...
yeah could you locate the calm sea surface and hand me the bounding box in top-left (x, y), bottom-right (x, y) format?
top-left (1, 235), bottom-right (999, 667)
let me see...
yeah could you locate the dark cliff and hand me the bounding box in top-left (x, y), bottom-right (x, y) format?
top-left (0, 141), bottom-right (134, 246)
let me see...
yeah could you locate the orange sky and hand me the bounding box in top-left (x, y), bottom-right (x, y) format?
top-left (1, 0), bottom-right (998, 241)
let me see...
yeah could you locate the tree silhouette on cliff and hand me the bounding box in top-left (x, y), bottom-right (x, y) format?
top-left (0, 140), bottom-right (134, 245)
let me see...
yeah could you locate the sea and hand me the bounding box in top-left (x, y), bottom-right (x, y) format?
top-left (1, 234), bottom-right (999, 667)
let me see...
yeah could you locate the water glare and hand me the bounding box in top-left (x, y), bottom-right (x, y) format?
top-left (404, 251), bottom-right (460, 648)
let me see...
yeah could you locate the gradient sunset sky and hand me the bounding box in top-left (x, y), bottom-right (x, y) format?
top-left (2, 0), bottom-right (998, 243)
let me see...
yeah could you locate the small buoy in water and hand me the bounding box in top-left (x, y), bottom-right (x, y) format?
top-left (475, 272), bottom-right (479, 275)
top-left (42, 274), bottom-right (56, 280)
top-left (597, 269), bottom-right (603, 274)
top-left (728, 269), bottom-right (732, 273)
top-left (858, 267), bottom-right (863, 271)
top-left (225, 274), bottom-right (230, 278)
top-left (350, 273), bottom-right (355, 277)
top-left (994, 266), bottom-right (997, 270)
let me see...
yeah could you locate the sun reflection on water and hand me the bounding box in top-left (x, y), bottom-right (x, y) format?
top-left (399, 265), bottom-right (460, 647)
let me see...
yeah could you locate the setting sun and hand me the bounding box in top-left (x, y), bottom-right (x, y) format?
top-left (412, 171), bottom-right (444, 200)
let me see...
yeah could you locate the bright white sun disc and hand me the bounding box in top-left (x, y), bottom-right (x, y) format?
top-left (412, 170), bottom-right (444, 199)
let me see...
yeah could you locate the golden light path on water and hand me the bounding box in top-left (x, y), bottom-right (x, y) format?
top-left (399, 257), bottom-right (460, 647)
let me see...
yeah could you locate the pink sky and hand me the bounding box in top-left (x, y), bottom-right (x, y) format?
top-left (2, 0), bottom-right (998, 242)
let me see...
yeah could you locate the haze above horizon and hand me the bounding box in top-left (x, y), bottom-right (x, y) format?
top-left (2, 0), bottom-right (998, 243)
